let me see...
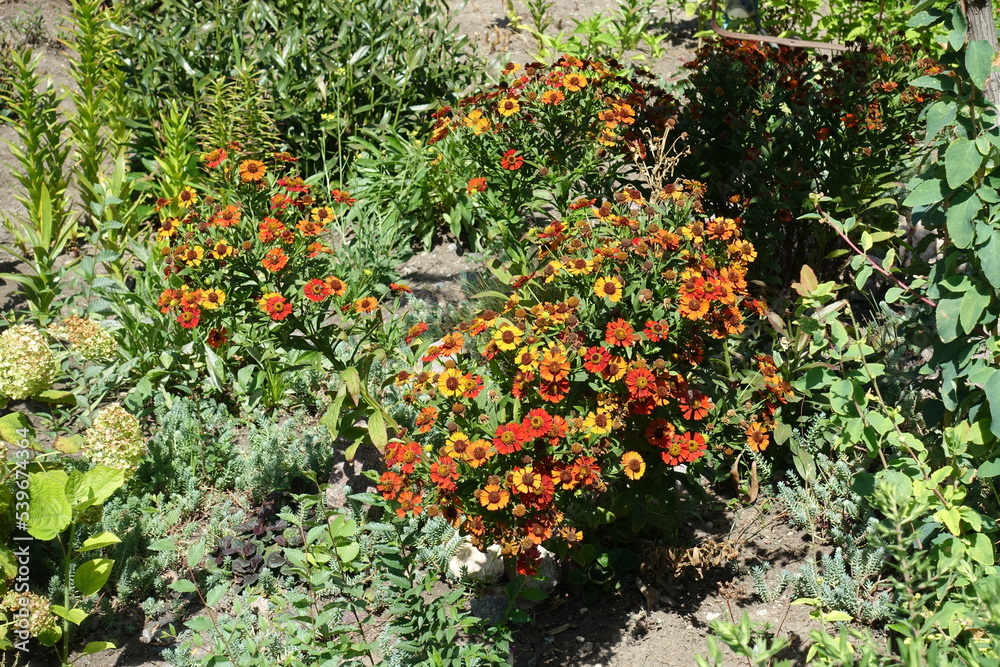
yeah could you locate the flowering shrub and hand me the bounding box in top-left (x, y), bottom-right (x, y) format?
top-left (433, 57), bottom-right (678, 253)
top-left (675, 39), bottom-right (933, 280)
top-left (380, 186), bottom-right (792, 572)
top-left (150, 146), bottom-right (408, 378)
top-left (0, 324), bottom-right (57, 400)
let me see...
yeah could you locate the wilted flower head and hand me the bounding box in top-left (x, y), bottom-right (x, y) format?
top-left (50, 315), bottom-right (117, 362)
top-left (0, 324), bottom-right (57, 399)
top-left (1, 591), bottom-right (59, 638)
top-left (85, 404), bottom-right (146, 472)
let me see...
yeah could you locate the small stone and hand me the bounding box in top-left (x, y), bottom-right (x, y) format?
top-left (706, 521), bottom-right (714, 529)
top-left (705, 612), bottom-right (721, 621)
top-left (579, 607), bottom-right (589, 615)
top-left (583, 641), bottom-right (593, 654)
top-left (544, 636), bottom-right (555, 643)
top-left (447, 243), bottom-right (457, 252)
top-left (576, 636), bottom-right (585, 642)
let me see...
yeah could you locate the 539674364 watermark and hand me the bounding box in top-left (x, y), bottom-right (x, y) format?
top-left (9, 421), bottom-right (35, 654)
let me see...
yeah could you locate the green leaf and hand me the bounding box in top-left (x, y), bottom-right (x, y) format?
top-left (337, 542), bottom-right (360, 563)
top-left (81, 641), bottom-right (116, 655)
top-left (829, 379), bottom-right (855, 415)
top-left (903, 178), bottom-right (948, 208)
top-left (75, 558), bottom-right (114, 596)
top-left (169, 579), bottom-right (198, 593)
top-left (79, 532), bottom-right (121, 552)
top-left (936, 295), bottom-right (962, 343)
top-left (945, 137), bottom-right (982, 189)
top-left (980, 227), bottom-right (1000, 290)
top-left (51, 605), bottom-right (88, 625)
top-left (340, 367), bottom-right (362, 406)
top-left (27, 471), bottom-right (71, 540)
top-left (968, 532), bottom-right (994, 565)
top-left (986, 370), bottom-right (1000, 439)
top-left (33, 390), bottom-right (76, 405)
top-left (0, 412), bottom-right (34, 445)
top-left (72, 466), bottom-right (126, 513)
top-left (978, 458), bottom-right (1000, 477)
top-left (935, 506), bottom-right (962, 536)
top-left (147, 538), bottom-right (177, 552)
top-left (946, 191), bottom-right (981, 248)
top-left (205, 583), bottom-right (228, 608)
top-left (367, 408), bottom-right (387, 452)
top-left (960, 283), bottom-right (990, 333)
top-left (967, 40), bottom-right (997, 90)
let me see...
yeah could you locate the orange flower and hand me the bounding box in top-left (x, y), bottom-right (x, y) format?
top-left (625, 368), bottom-right (656, 399)
top-left (354, 296), bottom-right (379, 313)
top-left (474, 483), bottom-right (510, 511)
top-left (678, 388), bottom-right (713, 420)
top-left (678, 431), bottom-right (708, 462)
top-left (258, 218), bottom-right (285, 242)
top-left (467, 177), bottom-right (487, 194)
top-left (262, 248), bottom-right (288, 272)
top-left (510, 466), bottom-right (543, 494)
top-left (296, 219), bottom-right (324, 236)
top-left (203, 148), bottom-right (227, 168)
top-left (406, 322), bottom-right (428, 344)
top-left (538, 348), bottom-right (570, 382)
top-left (465, 439), bottom-right (495, 468)
top-left (395, 489), bottom-right (422, 518)
top-left (746, 421), bottom-right (770, 452)
top-left (239, 159), bottom-right (266, 183)
top-left (563, 73), bottom-right (587, 91)
top-left (378, 471), bottom-right (405, 500)
top-left (414, 406), bottom-right (438, 433)
top-left (679, 294), bottom-right (710, 320)
top-left (522, 408), bottom-right (553, 439)
top-left (541, 89), bottom-right (565, 105)
top-left (602, 355), bottom-right (628, 381)
top-left (325, 276), bottom-right (347, 296)
top-left (621, 451), bottom-right (645, 480)
top-left (258, 293), bottom-right (292, 321)
top-left (605, 318), bottom-right (636, 347)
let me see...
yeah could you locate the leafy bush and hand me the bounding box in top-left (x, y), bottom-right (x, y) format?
top-left (114, 0), bottom-right (476, 173)
top-left (675, 38), bottom-right (931, 281)
top-left (381, 187), bottom-right (787, 573)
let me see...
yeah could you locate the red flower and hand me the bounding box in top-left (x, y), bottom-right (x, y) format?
top-left (378, 471), bottom-right (406, 500)
top-left (522, 408), bottom-right (553, 439)
top-left (493, 422), bottom-right (528, 455)
top-left (203, 148), bottom-right (227, 168)
top-left (677, 387), bottom-right (713, 420)
top-left (429, 456), bottom-right (460, 492)
top-left (537, 379), bottom-right (569, 403)
top-left (390, 282), bottom-right (413, 293)
top-left (678, 431), bottom-right (708, 462)
top-left (406, 322), bottom-right (428, 344)
top-left (331, 189), bottom-right (357, 205)
top-left (303, 278), bottom-right (332, 302)
top-left (582, 346), bottom-right (610, 373)
top-left (207, 327), bottom-right (227, 348)
top-left (500, 149), bottom-right (523, 170)
top-left (643, 320), bottom-right (669, 342)
top-left (177, 307), bottom-right (200, 329)
top-left (386, 440), bottom-right (422, 473)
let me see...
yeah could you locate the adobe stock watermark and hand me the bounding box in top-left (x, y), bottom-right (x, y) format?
top-left (10, 420), bottom-right (34, 654)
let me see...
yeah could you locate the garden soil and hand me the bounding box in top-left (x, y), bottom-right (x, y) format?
top-left (1, 0), bottom-right (828, 665)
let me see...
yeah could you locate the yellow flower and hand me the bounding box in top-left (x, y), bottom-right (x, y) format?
top-left (492, 324), bottom-right (523, 351)
top-left (514, 345), bottom-right (540, 372)
top-left (437, 368), bottom-right (464, 396)
top-left (463, 109), bottom-right (490, 135)
top-left (497, 97), bottom-right (520, 117)
top-left (594, 276), bottom-right (624, 303)
top-left (200, 289), bottom-right (226, 310)
top-left (582, 411), bottom-right (613, 436)
top-left (177, 187), bottom-right (198, 208)
top-left (621, 451), bottom-right (645, 480)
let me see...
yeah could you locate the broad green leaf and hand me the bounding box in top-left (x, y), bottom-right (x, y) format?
top-left (367, 408), bottom-right (387, 452)
top-left (80, 532), bottom-right (122, 552)
top-left (75, 558), bottom-right (114, 596)
top-left (935, 506), bottom-right (962, 536)
top-left (205, 583), bottom-right (229, 608)
top-left (936, 295), bottom-right (962, 343)
top-left (960, 283), bottom-right (990, 333)
top-left (903, 178), bottom-right (948, 208)
top-left (27, 471), bottom-right (71, 540)
top-left (945, 137), bottom-right (982, 189)
top-left (945, 191), bottom-right (980, 248)
top-left (0, 412), bottom-right (34, 445)
top-left (978, 458), bottom-right (1000, 477)
top-left (169, 579), bottom-right (198, 593)
top-left (967, 40), bottom-right (997, 90)
top-left (33, 390), bottom-right (75, 405)
top-left (73, 466), bottom-right (126, 513)
top-left (147, 538), bottom-right (178, 552)
top-left (980, 228), bottom-right (1000, 290)
top-left (829, 379), bottom-right (855, 415)
top-left (337, 542), bottom-right (360, 563)
top-left (81, 641), bottom-right (116, 655)
top-left (968, 532), bottom-right (994, 565)
top-left (51, 605), bottom-right (88, 625)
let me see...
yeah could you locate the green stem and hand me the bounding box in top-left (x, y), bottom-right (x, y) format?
top-left (62, 521), bottom-right (76, 663)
